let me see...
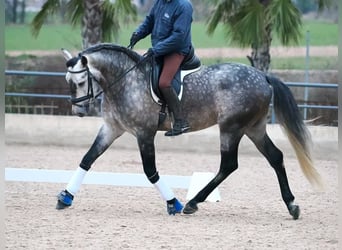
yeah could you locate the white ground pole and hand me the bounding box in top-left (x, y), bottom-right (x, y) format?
top-left (5, 168), bottom-right (221, 202)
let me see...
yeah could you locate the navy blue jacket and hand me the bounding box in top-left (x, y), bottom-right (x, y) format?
top-left (134, 0), bottom-right (193, 57)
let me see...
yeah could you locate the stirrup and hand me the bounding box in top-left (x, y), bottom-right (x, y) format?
top-left (165, 120), bottom-right (190, 136)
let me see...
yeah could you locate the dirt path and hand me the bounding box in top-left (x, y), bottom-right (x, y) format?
top-left (5, 143), bottom-right (338, 249)
top-left (6, 46), bottom-right (337, 58)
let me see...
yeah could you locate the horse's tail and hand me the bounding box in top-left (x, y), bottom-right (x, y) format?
top-left (266, 75), bottom-right (323, 190)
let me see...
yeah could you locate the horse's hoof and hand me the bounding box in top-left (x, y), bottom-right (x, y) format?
top-left (56, 190), bottom-right (74, 210)
top-left (288, 203), bottom-right (300, 220)
top-left (56, 200), bottom-right (71, 210)
top-left (183, 201), bottom-right (198, 214)
top-left (167, 198), bottom-right (183, 215)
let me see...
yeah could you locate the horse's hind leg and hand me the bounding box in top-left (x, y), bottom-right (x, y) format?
top-left (247, 129), bottom-right (299, 220)
top-left (56, 123), bottom-right (123, 209)
top-left (183, 131), bottom-right (242, 214)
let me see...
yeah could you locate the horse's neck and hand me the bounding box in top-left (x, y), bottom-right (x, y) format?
top-left (100, 57), bottom-right (148, 94)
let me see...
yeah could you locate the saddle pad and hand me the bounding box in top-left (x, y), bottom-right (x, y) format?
top-left (151, 66), bottom-right (201, 105)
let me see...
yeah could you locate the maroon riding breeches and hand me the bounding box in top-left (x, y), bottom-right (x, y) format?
top-left (159, 53), bottom-right (185, 89)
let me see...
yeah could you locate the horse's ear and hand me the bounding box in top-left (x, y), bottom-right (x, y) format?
top-left (61, 48), bottom-right (73, 60)
top-left (81, 56), bottom-right (88, 66)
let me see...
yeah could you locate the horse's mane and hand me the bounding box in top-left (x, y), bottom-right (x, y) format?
top-left (80, 43), bottom-right (143, 63)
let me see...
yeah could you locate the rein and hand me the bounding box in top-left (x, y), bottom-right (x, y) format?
top-left (68, 52), bottom-right (152, 106)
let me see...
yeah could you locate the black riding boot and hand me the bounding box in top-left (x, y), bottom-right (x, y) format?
top-left (160, 87), bottom-right (190, 136)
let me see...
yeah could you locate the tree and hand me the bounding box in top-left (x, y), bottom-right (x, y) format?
top-left (294, 0), bottom-right (316, 14)
top-left (31, 0), bottom-right (137, 49)
top-left (5, 0), bottom-right (26, 24)
top-left (207, 0), bottom-right (332, 72)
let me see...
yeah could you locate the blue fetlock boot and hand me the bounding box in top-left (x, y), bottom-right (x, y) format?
top-left (56, 190), bottom-right (74, 210)
top-left (167, 198), bottom-right (183, 215)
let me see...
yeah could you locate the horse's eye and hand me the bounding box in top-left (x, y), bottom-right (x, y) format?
top-left (78, 82), bottom-right (85, 87)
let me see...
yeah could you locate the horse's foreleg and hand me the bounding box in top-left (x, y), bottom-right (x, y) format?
top-left (56, 124), bottom-right (123, 209)
top-left (184, 132), bottom-right (240, 214)
top-left (137, 134), bottom-right (183, 215)
top-left (250, 133), bottom-right (299, 219)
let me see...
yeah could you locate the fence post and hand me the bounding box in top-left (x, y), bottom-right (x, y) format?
top-left (304, 30), bottom-right (310, 120)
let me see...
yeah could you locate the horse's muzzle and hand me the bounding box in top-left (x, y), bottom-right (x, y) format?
top-left (72, 104), bottom-right (89, 117)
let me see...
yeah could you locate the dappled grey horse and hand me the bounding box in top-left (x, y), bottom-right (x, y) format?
top-left (57, 43), bottom-right (322, 219)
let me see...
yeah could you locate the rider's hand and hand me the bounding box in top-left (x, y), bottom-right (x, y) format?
top-left (129, 32), bottom-right (140, 48)
top-left (144, 48), bottom-right (155, 58)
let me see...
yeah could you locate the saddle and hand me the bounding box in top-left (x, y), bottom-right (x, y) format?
top-left (150, 46), bottom-right (201, 105)
top-left (149, 47), bottom-right (201, 127)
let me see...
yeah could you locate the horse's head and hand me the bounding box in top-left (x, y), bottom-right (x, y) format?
top-left (62, 49), bottom-right (103, 117)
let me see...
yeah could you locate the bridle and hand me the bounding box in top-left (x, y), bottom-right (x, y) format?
top-left (67, 66), bottom-right (102, 107)
top-left (67, 52), bottom-right (152, 107)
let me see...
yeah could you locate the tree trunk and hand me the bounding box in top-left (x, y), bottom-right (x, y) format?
top-left (59, 0), bottom-right (68, 23)
top-left (19, 0), bottom-right (26, 24)
top-left (82, 0), bottom-right (103, 49)
top-left (12, 0), bottom-right (18, 23)
top-left (247, 22), bottom-right (272, 72)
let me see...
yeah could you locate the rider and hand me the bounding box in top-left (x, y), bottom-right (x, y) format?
top-left (129, 0), bottom-right (193, 136)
